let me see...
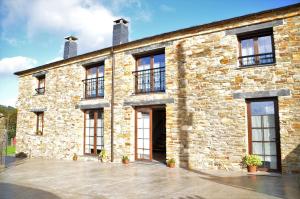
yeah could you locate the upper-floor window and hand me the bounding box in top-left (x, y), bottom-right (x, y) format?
top-left (133, 53), bottom-right (165, 94)
top-left (36, 75), bottom-right (45, 95)
top-left (238, 30), bottom-right (275, 67)
top-left (83, 63), bottom-right (104, 98)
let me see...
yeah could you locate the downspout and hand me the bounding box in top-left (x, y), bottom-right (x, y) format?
top-left (110, 46), bottom-right (115, 162)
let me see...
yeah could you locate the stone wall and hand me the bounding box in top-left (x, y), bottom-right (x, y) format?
top-left (16, 6), bottom-right (300, 173)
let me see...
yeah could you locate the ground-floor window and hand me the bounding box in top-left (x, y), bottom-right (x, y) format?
top-left (84, 109), bottom-right (104, 155)
top-left (247, 98), bottom-right (281, 171)
top-left (35, 112), bottom-right (44, 135)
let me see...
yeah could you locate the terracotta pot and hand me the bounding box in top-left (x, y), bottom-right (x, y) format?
top-left (73, 155), bottom-right (78, 161)
top-left (168, 162), bottom-right (175, 168)
top-left (247, 165), bottom-right (257, 173)
top-left (122, 159), bottom-right (129, 164)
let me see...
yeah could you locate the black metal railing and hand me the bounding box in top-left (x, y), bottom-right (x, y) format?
top-left (83, 77), bottom-right (104, 98)
top-left (35, 87), bottom-right (45, 95)
top-left (239, 52), bottom-right (275, 67)
top-left (133, 67), bottom-right (165, 94)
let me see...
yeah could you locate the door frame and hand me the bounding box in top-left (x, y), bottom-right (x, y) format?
top-left (135, 107), bottom-right (153, 161)
top-left (246, 97), bottom-right (281, 172)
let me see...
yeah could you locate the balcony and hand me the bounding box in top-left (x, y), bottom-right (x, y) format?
top-left (133, 67), bottom-right (165, 94)
top-left (83, 77), bottom-right (104, 99)
top-left (239, 52), bottom-right (275, 67)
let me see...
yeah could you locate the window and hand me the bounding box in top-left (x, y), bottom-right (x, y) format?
top-left (83, 63), bottom-right (104, 98)
top-left (133, 53), bottom-right (165, 93)
top-left (247, 98), bottom-right (281, 171)
top-left (84, 109), bottom-right (104, 155)
top-left (239, 30), bottom-right (275, 67)
top-left (36, 112), bottom-right (44, 135)
top-left (36, 75), bottom-right (45, 95)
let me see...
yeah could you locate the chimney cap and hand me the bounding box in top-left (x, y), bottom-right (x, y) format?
top-left (64, 36), bottom-right (78, 41)
top-left (114, 18), bottom-right (129, 24)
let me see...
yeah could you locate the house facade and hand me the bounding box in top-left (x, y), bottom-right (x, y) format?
top-left (15, 4), bottom-right (300, 173)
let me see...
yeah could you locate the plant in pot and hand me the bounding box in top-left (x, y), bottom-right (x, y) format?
top-left (242, 155), bottom-right (262, 173)
top-left (122, 155), bottom-right (129, 164)
top-left (73, 153), bottom-right (78, 161)
top-left (99, 149), bottom-right (107, 163)
top-left (167, 158), bottom-right (176, 168)
top-left (36, 130), bottom-right (43, 136)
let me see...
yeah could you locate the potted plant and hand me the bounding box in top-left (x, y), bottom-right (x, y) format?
top-left (73, 153), bottom-right (78, 161)
top-left (167, 158), bottom-right (176, 168)
top-left (122, 155), bottom-right (129, 164)
top-left (242, 155), bottom-right (262, 173)
top-left (99, 149), bottom-right (107, 163)
top-left (36, 130), bottom-right (43, 136)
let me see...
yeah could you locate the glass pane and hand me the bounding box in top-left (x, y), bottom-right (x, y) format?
top-left (90, 137), bottom-right (94, 145)
top-left (138, 118), bottom-right (143, 128)
top-left (138, 57), bottom-right (151, 71)
top-left (144, 139), bottom-right (150, 149)
top-left (87, 67), bottom-right (97, 79)
top-left (241, 39), bottom-right (254, 56)
top-left (251, 101), bottom-right (274, 115)
top-left (97, 128), bottom-right (103, 136)
top-left (264, 156), bottom-right (277, 169)
top-left (143, 114), bottom-right (150, 128)
top-left (97, 137), bottom-right (103, 146)
top-left (144, 149), bottom-right (150, 155)
top-left (263, 115), bottom-right (275, 127)
top-left (251, 116), bottom-right (261, 128)
top-left (154, 54), bottom-right (165, 68)
top-left (252, 142), bottom-right (263, 155)
top-left (264, 142), bottom-right (277, 155)
top-left (138, 129), bottom-right (143, 138)
top-left (85, 136), bottom-right (89, 145)
top-left (137, 139), bottom-right (143, 148)
top-left (252, 129), bottom-right (263, 141)
top-left (144, 129), bottom-right (150, 139)
top-left (258, 36), bottom-right (272, 53)
top-left (98, 65), bottom-right (104, 77)
top-left (264, 128), bottom-right (276, 141)
top-left (138, 149), bottom-right (143, 155)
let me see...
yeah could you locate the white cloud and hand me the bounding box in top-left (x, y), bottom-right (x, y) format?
top-left (160, 4), bottom-right (175, 12)
top-left (0, 56), bottom-right (37, 74)
top-left (1, 0), bottom-right (151, 54)
top-left (0, 97), bottom-right (17, 107)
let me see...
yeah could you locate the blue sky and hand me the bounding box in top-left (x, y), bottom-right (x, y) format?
top-left (0, 0), bottom-right (299, 107)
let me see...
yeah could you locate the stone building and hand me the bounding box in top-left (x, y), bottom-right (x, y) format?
top-left (15, 4), bottom-right (300, 173)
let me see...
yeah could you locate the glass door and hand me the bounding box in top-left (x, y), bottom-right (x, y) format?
top-left (247, 98), bottom-right (281, 171)
top-left (136, 108), bottom-right (152, 160)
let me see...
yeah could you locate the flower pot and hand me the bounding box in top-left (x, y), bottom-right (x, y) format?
top-left (247, 165), bottom-right (257, 173)
top-left (122, 159), bottom-right (129, 164)
top-left (168, 162), bottom-right (175, 168)
top-left (73, 155), bottom-right (78, 161)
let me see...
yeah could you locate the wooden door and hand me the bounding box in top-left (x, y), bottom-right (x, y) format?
top-left (135, 108), bottom-right (152, 160)
top-left (247, 98), bottom-right (281, 172)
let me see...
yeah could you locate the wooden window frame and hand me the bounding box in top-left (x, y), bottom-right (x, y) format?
top-left (84, 63), bottom-right (105, 99)
top-left (36, 112), bottom-right (44, 135)
top-left (246, 98), bottom-right (281, 172)
top-left (238, 29), bottom-right (275, 67)
top-left (36, 75), bottom-right (45, 95)
top-left (134, 51), bottom-right (165, 94)
top-left (83, 109), bottom-right (104, 155)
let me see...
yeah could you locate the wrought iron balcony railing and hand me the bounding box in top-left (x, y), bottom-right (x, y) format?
top-left (133, 67), bottom-right (165, 94)
top-left (83, 77), bottom-right (104, 99)
top-left (35, 87), bottom-right (45, 95)
top-left (238, 52), bottom-right (275, 67)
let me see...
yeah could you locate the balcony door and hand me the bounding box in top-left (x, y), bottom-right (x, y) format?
top-left (135, 108), bottom-right (152, 160)
top-left (85, 63), bottom-right (104, 98)
top-left (247, 98), bottom-right (281, 172)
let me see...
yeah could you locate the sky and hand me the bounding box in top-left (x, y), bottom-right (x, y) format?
top-left (0, 0), bottom-right (299, 107)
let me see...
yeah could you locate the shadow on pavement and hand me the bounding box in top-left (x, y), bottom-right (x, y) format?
top-left (0, 182), bottom-right (61, 199)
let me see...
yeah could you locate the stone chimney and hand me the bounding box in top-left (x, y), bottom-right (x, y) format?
top-left (113, 18), bottom-right (129, 46)
top-left (63, 36), bottom-right (78, 59)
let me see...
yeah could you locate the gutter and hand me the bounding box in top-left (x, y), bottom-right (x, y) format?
top-left (110, 46), bottom-right (115, 162)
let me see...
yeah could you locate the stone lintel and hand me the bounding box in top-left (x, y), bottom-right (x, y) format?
top-left (225, 19), bottom-right (283, 35)
top-left (77, 102), bottom-right (110, 110)
top-left (81, 57), bottom-right (106, 67)
top-left (123, 98), bottom-right (174, 106)
top-left (233, 89), bottom-right (291, 99)
top-left (126, 41), bottom-right (173, 56)
top-left (30, 108), bottom-right (47, 112)
top-left (32, 71), bottom-right (48, 78)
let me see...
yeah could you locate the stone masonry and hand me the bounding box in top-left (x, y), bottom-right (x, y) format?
top-left (15, 4), bottom-right (300, 173)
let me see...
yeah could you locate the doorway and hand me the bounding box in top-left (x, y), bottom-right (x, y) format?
top-left (135, 106), bottom-right (166, 164)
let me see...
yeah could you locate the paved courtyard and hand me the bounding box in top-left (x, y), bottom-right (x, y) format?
top-left (0, 159), bottom-right (299, 199)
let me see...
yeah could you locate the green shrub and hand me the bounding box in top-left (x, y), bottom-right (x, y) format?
top-left (242, 155), bottom-right (262, 166)
top-left (167, 158), bottom-right (175, 164)
top-left (122, 155), bottom-right (129, 161)
top-left (99, 149), bottom-right (107, 160)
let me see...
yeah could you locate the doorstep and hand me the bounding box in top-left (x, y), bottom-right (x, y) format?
top-left (247, 171), bottom-right (281, 177)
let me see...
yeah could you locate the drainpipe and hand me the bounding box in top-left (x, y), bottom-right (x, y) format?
top-left (110, 46), bottom-right (115, 162)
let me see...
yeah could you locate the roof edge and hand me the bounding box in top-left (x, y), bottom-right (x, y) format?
top-left (14, 2), bottom-right (300, 76)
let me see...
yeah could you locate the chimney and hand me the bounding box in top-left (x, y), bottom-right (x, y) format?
top-left (113, 18), bottom-right (129, 46)
top-left (63, 36), bottom-right (78, 59)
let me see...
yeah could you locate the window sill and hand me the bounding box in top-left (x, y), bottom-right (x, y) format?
top-left (235, 63), bottom-right (276, 70)
top-left (131, 91), bottom-right (166, 96)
